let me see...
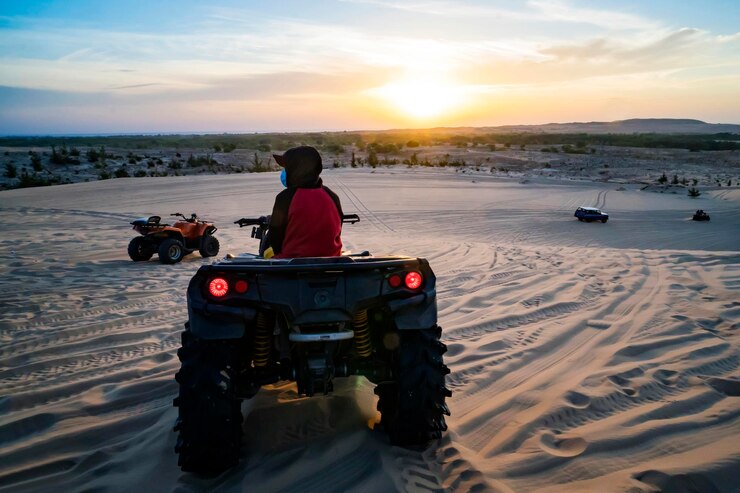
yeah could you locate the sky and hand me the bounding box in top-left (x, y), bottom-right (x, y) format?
top-left (0, 0), bottom-right (739, 135)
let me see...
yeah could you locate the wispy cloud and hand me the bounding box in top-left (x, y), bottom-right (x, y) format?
top-left (528, 0), bottom-right (658, 30)
top-left (109, 82), bottom-right (162, 90)
top-left (341, 0), bottom-right (659, 30)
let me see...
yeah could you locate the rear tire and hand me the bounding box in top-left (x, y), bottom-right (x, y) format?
top-left (174, 330), bottom-right (243, 474)
top-left (375, 326), bottom-right (451, 446)
top-left (128, 237), bottom-right (154, 261)
top-left (199, 235), bottom-right (220, 258)
top-left (159, 238), bottom-right (184, 264)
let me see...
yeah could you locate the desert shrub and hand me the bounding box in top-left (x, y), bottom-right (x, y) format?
top-left (86, 148), bottom-right (100, 162)
top-left (30, 152), bottom-right (43, 171)
top-left (4, 163), bottom-right (17, 178)
top-left (69, 147), bottom-right (81, 157)
top-left (256, 143), bottom-right (271, 152)
top-left (213, 144), bottom-right (222, 152)
top-left (50, 145), bottom-right (66, 164)
top-left (324, 143), bottom-right (344, 155)
top-left (99, 170), bottom-right (111, 180)
top-left (658, 172), bottom-right (668, 184)
top-left (250, 153), bottom-right (266, 172)
top-left (562, 144), bottom-right (589, 154)
top-left (672, 174), bottom-right (679, 185)
top-left (17, 172), bottom-right (58, 188)
top-left (688, 187), bottom-right (701, 197)
top-left (186, 154), bottom-right (216, 167)
top-left (114, 168), bottom-right (130, 178)
top-left (134, 170), bottom-right (147, 177)
top-left (406, 140), bottom-right (420, 148)
top-left (367, 149), bottom-right (378, 168)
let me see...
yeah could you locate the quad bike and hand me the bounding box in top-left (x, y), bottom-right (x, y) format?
top-left (128, 213), bottom-right (220, 264)
top-left (692, 209), bottom-right (710, 221)
top-left (173, 214), bottom-right (451, 474)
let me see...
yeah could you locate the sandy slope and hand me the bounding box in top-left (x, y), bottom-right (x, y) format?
top-left (0, 168), bottom-right (738, 493)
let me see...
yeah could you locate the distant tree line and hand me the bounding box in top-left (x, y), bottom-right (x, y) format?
top-left (1, 131), bottom-right (737, 153)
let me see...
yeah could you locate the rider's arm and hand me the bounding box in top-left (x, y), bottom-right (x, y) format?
top-left (323, 186), bottom-right (344, 219)
top-left (269, 188), bottom-right (296, 255)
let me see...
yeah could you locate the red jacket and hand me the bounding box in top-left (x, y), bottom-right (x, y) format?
top-left (270, 180), bottom-right (343, 258)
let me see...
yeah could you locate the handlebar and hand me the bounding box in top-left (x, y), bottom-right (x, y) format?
top-left (234, 214), bottom-right (360, 228)
top-left (342, 214), bottom-right (360, 224)
top-left (235, 215), bottom-right (270, 228)
top-left (171, 212), bottom-right (200, 223)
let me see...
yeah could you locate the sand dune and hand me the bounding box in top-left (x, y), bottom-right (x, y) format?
top-left (1, 168), bottom-right (738, 492)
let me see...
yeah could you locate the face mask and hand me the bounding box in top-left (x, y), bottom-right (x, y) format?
top-left (280, 168), bottom-right (287, 188)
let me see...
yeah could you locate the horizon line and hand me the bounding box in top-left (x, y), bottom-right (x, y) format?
top-left (2, 118), bottom-right (740, 138)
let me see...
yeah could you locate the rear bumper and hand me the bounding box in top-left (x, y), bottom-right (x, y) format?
top-left (187, 289), bottom-right (437, 340)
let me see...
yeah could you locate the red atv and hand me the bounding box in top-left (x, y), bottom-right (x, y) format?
top-left (128, 213), bottom-right (220, 264)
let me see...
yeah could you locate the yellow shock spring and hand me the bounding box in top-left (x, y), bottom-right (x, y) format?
top-left (353, 310), bottom-right (372, 358)
top-left (254, 311), bottom-right (272, 368)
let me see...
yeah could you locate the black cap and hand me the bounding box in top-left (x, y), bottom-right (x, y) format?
top-left (273, 146), bottom-right (323, 187)
top-left (273, 146), bottom-right (322, 170)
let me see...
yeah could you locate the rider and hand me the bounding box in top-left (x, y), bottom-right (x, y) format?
top-left (268, 146), bottom-right (343, 258)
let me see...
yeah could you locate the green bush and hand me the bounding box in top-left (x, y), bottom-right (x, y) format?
top-left (4, 163), bottom-right (17, 178)
top-left (30, 152), bottom-right (43, 171)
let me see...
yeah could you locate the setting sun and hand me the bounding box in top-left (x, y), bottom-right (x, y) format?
top-left (369, 77), bottom-right (467, 120)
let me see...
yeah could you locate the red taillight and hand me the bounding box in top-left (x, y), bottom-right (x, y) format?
top-left (388, 274), bottom-right (402, 288)
top-left (405, 271), bottom-right (423, 290)
top-left (209, 278), bottom-right (229, 297)
top-left (234, 279), bottom-right (249, 293)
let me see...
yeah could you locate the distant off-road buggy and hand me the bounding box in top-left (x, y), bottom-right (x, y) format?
top-left (692, 210), bottom-right (710, 221)
top-left (128, 213), bottom-right (220, 264)
top-left (173, 214), bottom-right (451, 474)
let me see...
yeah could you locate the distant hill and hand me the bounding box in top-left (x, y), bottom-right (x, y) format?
top-left (484, 118), bottom-right (740, 134)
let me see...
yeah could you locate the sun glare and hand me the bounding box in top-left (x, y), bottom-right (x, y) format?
top-left (370, 77), bottom-right (466, 120)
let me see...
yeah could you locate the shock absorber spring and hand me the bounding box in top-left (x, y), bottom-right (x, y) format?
top-left (254, 311), bottom-right (273, 368)
top-left (353, 310), bottom-right (372, 358)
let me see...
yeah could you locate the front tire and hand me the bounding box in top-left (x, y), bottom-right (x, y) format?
top-left (199, 235), bottom-right (220, 258)
top-left (174, 330), bottom-right (243, 474)
top-left (128, 236), bottom-right (154, 261)
top-left (375, 326), bottom-right (451, 446)
top-left (159, 238), bottom-right (184, 264)
top-left (601, 218), bottom-right (608, 223)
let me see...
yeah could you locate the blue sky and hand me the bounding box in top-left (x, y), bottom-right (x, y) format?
top-left (1, 0), bottom-right (739, 134)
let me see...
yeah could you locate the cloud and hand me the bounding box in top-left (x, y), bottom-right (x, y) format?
top-left (341, 0), bottom-right (659, 30)
top-left (541, 28), bottom-right (718, 67)
top-left (109, 83), bottom-right (163, 90)
top-left (528, 0), bottom-right (658, 30)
